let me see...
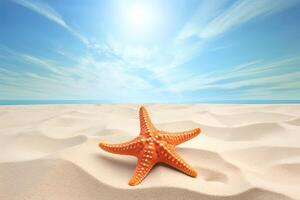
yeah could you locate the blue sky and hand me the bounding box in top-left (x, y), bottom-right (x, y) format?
top-left (0, 0), bottom-right (300, 102)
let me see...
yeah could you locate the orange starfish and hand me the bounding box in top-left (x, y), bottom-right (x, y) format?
top-left (99, 106), bottom-right (201, 186)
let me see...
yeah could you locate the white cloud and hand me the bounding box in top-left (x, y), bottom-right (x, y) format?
top-left (0, 50), bottom-right (156, 100)
top-left (201, 0), bottom-right (300, 38)
top-left (105, 35), bottom-right (205, 89)
top-left (180, 0), bottom-right (300, 39)
top-left (178, 0), bottom-right (228, 39)
top-left (20, 54), bottom-right (66, 75)
top-left (0, 67), bottom-right (19, 76)
top-left (12, 0), bottom-right (66, 27)
top-left (213, 71), bottom-right (300, 90)
top-left (165, 55), bottom-right (300, 93)
top-left (11, 0), bottom-right (89, 45)
top-left (25, 72), bottom-right (58, 82)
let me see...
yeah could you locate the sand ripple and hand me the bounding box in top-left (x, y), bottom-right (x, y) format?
top-left (0, 104), bottom-right (299, 199)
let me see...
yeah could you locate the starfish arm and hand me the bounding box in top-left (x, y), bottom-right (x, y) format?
top-left (139, 106), bottom-right (156, 135)
top-left (99, 137), bottom-right (144, 156)
top-left (160, 128), bottom-right (201, 146)
top-left (128, 144), bottom-right (157, 186)
top-left (158, 144), bottom-right (197, 177)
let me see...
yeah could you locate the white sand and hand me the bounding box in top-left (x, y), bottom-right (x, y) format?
top-left (0, 104), bottom-right (300, 200)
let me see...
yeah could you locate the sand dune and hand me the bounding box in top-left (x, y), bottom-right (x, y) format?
top-left (287, 118), bottom-right (300, 126)
top-left (0, 132), bottom-right (86, 162)
top-left (0, 104), bottom-right (300, 200)
top-left (0, 159), bottom-right (292, 200)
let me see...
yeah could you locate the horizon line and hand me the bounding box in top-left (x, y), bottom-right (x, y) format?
top-left (1, 99), bottom-right (300, 105)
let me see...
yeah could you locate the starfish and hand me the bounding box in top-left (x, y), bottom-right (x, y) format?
top-left (99, 106), bottom-right (201, 186)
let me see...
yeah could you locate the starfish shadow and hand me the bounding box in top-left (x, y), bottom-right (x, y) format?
top-left (93, 152), bottom-right (136, 169)
top-left (155, 162), bottom-right (197, 177)
top-left (92, 152), bottom-right (195, 179)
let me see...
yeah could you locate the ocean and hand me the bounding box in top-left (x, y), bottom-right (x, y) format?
top-left (0, 100), bottom-right (300, 105)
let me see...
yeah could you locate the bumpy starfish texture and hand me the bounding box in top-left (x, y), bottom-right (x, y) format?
top-left (99, 106), bottom-right (201, 186)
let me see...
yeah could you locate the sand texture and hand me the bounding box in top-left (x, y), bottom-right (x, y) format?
top-left (0, 104), bottom-right (300, 200)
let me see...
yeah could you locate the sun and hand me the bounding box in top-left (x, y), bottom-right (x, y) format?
top-left (127, 3), bottom-right (155, 31)
top-left (110, 1), bottom-right (167, 42)
top-left (122, 2), bottom-right (160, 38)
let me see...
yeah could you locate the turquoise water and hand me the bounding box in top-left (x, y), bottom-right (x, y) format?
top-left (0, 100), bottom-right (106, 105)
top-left (1, 100), bottom-right (300, 105)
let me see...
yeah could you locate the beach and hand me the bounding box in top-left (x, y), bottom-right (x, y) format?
top-left (0, 104), bottom-right (300, 200)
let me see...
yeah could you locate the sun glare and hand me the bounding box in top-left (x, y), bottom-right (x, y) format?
top-left (128, 4), bottom-right (154, 30)
top-left (110, 1), bottom-right (167, 42)
top-left (124, 2), bottom-right (158, 37)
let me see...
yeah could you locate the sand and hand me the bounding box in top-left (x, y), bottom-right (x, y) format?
top-left (0, 104), bottom-right (300, 200)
